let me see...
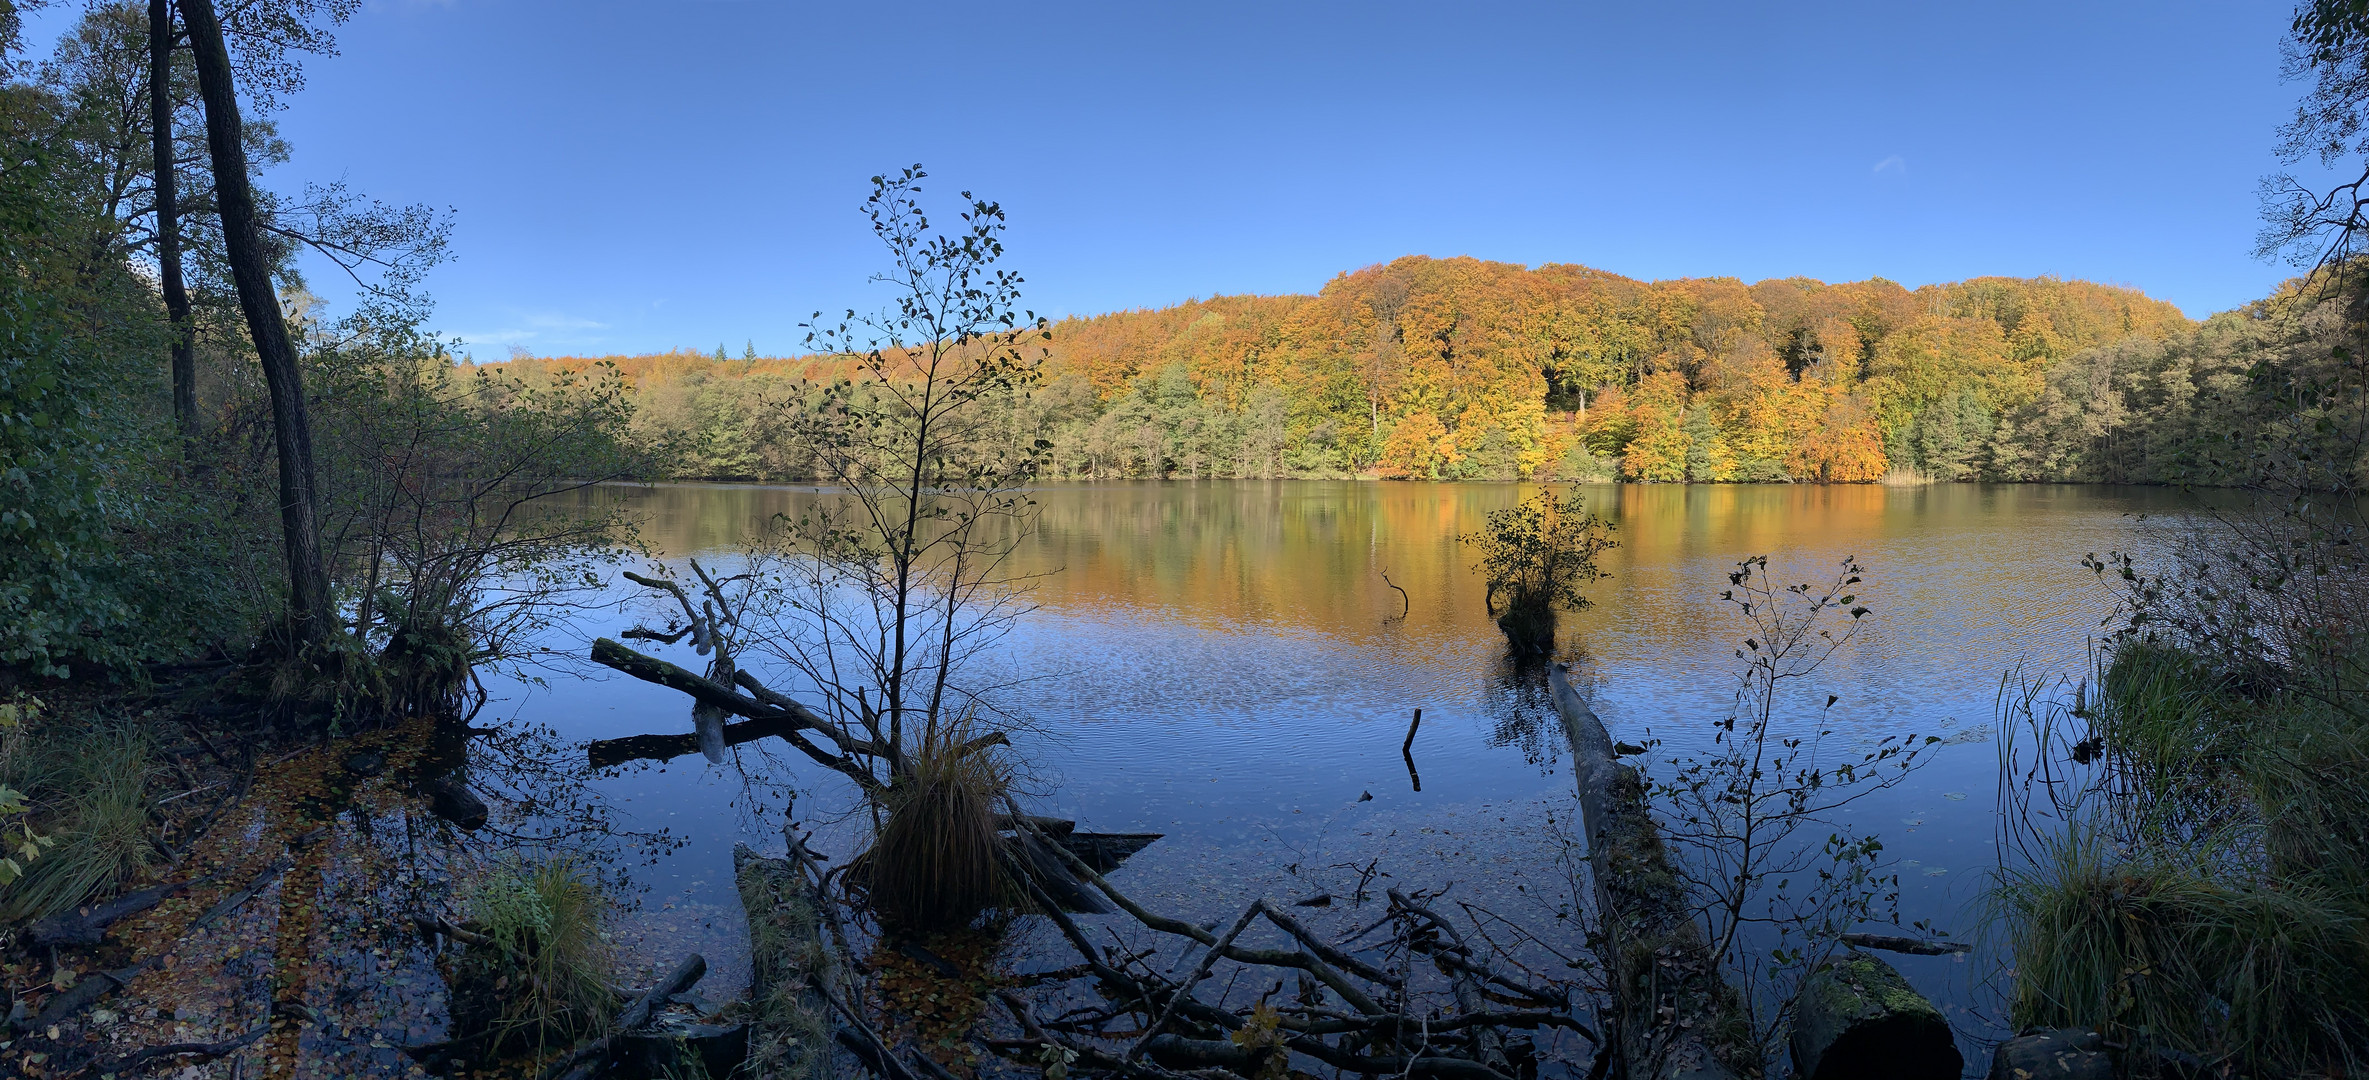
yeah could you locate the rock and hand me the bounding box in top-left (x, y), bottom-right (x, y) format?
top-left (419, 772), bottom-right (486, 830)
top-left (343, 750), bottom-right (386, 777)
top-left (1789, 950), bottom-right (1961, 1080)
top-left (1989, 1028), bottom-right (2111, 1080)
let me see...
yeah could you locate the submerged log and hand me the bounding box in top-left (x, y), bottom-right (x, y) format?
top-left (419, 771), bottom-right (487, 830)
top-left (1056, 831), bottom-right (1161, 874)
top-left (618, 953), bottom-right (707, 1033)
top-left (1548, 663), bottom-right (1755, 1080)
top-left (1008, 829), bottom-right (1113, 914)
top-left (1788, 950), bottom-right (1960, 1080)
top-left (611, 1021), bottom-right (750, 1080)
top-left (27, 878), bottom-right (199, 947)
top-left (994, 812), bottom-right (1075, 836)
top-left (1837, 931), bottom-right (1971, 956)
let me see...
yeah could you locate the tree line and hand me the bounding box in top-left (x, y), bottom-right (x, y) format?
top-left (508, 256), bottom-right (2363, 487)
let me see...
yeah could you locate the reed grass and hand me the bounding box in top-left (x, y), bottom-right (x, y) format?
top-left (857, 718), bottom-right (1013, 931)
top-left (1992, 638), bottom-right (2369, 1072)
top-left (1991, 823), bottom-right (2367, 1071)
top-left (0, 721), bottom-right (161, 924)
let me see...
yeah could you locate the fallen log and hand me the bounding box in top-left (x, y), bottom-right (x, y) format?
top-left (589, 639), bottom-right (822, 733)
top-left (27, 878), bottom-right (201, 948)
top-left (1837, 932), bottom-right (1970, 956)
top-left (1547, 663), bottom-right (1755, 1080)
top-left (1787, 950), bottom-right (1960, 1080)
top-left (589, 638), bottom-right (884, 795)
top-left (619, 953), bottom-right (707, 1032)
top-left (735, 843), bottom-right (840, 1080)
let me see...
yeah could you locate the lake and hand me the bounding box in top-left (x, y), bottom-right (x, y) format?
top-left (485, 480), bottom-right (2199, 1070)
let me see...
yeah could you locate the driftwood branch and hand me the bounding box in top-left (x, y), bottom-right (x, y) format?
top-left (1128, 905), bottom-right (1262, 1060)
top-left (79, 1023), bottom-right (268, 1077)
top-left (411, 912), bottom-right (494, 949)
top-left (535, 953), bottom-right (708, 1080)
top-left (588, 638), bottom-right (885, 796)
top-left (999, 818), bottom-right (1587, 1080)
top-left (34, 829), bottom-right (321, 1029)
top-left (28, 878), bottom-right (202, 948)
top-left (619, 952), bottom-right (707, 1032)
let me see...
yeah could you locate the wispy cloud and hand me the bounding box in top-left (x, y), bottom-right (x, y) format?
top-left (1872, 155), bottom-right (1907, 175)
top-left (452, 311), bottom-right (608, 352)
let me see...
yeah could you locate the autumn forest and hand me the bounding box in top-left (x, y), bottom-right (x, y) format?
top-left (502, 254), bottom-right (2346, 488)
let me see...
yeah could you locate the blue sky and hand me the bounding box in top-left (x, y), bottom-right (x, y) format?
top-left (25, 1), bottom-right (2312, 357)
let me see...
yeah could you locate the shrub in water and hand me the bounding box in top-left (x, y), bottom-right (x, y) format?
top-left (1459, 490), bottom-right (1616, 657)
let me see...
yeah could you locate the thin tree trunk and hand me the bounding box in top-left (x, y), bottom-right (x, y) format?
top-left (180, 0), bottom-right (333, 645)
top-left (150, 0), bottom-right (197, 444)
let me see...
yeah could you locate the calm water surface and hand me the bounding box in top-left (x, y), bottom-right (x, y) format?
top-left (487, 480), bottom-right (2198, 1065)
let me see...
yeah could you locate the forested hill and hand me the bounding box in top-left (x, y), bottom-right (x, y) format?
top-left (500, 255), bottom-right (2251, 483)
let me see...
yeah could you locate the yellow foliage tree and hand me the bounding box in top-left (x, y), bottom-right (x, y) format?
top-left (1377, 411), bottom-right (1453, 478)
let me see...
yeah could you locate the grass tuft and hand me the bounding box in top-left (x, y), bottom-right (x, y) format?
top-left (450, 855), bottom-right (618, 1058)
top-left (855, 718), bottom-right (1013, 932)
top-left (1991, 824), bottom-right (2367, 1070)
top-left (0, 720), bottom-right (161, 925)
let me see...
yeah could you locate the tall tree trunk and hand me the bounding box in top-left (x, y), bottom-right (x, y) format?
top-left (180, 0), bottom-right (332, 645)
top-left (150, 0), bottom-right (197, 443)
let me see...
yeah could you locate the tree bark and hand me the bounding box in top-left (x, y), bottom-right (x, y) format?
top-left (150, 0), bottom-right (197, 444)
top-left (180, 0), bottom-right (331, 644)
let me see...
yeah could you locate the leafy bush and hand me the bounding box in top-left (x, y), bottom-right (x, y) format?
top-left (0, 696), bottom-right (52, 887)
top-left (1459, 490), bottom-right (1616, 656)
